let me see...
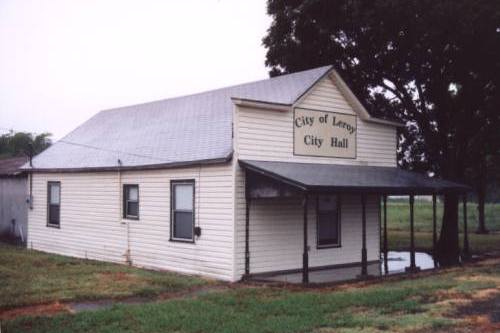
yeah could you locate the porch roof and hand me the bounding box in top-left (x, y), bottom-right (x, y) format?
top-left (239, 160), bottom-right (470, 194)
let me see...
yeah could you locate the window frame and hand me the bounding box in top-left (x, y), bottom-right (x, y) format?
top-left (170, 179), bottom-right (195, 243)
top-left (316, 194), bottom-right (342, 249)
top-left (123, 184), bottom-right (140, 220)
top-left (46, 181), bottom-right (61, 228)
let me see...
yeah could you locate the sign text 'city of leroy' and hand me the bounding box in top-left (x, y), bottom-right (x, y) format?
top-left (293, 108), bottom-right (357, 158)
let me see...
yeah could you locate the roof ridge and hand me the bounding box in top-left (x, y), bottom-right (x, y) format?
top-left (99, 65), bottom-right (333, 113)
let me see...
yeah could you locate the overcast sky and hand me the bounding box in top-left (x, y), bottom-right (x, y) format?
top-left (0, 0), bottom-right (271, 139)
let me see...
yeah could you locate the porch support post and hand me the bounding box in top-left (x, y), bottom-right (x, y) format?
top-left (432, 194), bottom-right (437, 252)
top-left (244, 197), bottom-right (251, 276)
top-left (406, 194), bottom-right (420, 273)
top-left (360, 193), bottom-right (368, 277)
top-left (302, 194), bottom-right (309, 284)
top-left (432, 194), bottom-right (438, 267)
top-left (382, 194), bottom-right (388, 274)
top-left (383, 195), bottom-right (388, 255)
top-left (462, 194), bottom-right (470, 260)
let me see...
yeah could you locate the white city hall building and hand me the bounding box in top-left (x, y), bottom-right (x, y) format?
top-left (24, 66), bottom-right (468, 283)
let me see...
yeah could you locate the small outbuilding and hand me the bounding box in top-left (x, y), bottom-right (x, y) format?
top-left (24, 66), bottom-right (468, 283)
top-left (0, 156), bottom-right (28, 242)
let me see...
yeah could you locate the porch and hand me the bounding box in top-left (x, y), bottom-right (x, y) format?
top-left (239, 160), bottom-right (470, 284)
top-left (251, 251), bottom-right (435, 284)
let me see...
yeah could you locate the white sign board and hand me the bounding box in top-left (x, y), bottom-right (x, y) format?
top-left (293, 108), bottom-right (357, 159)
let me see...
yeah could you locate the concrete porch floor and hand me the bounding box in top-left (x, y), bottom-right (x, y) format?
top-left (255, 251), bottom-right (436, 284)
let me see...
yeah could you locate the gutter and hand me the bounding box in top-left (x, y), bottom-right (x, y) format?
top-left (238, 159), bottom-right (308, 191)
top-left (24, 153), bottom-right (233, 174)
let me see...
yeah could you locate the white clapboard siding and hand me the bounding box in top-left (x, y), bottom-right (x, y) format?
top-left (233, 171), bottom-right (380, 277)
top-left (232, 75), bottom-right (394, 279)
top-left (242, 195), bottom-right (380, 274)
top-left (236, 75), bottom-right (397, 167)
top-left (28, 163), bottom-right (235, 281)
top-left (28, 172), bottom-right (126, 263)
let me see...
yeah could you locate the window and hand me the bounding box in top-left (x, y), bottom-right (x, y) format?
top-left (316, 195), bottom-right (341, 248)
top-left (170, 180), bottom-right (195, 242)
top-left (47, 182), bottom-right (61, 227)
top-left (123, 185), bottom-right (139, 219)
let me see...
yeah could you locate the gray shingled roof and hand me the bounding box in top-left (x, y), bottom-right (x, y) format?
top-left (0, 156), bottom-right (28, 177)
top-left (28, 65), bottom-right (332, 171)
top-left (239, 160), bottom-right (469, 194)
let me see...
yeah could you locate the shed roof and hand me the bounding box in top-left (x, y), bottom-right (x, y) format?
top-left (239, 160), bottom-right (469, 194)
top-left (0, 156), bottom-right (28, 177)
top-left (27, 66), bottom-right (336, 171)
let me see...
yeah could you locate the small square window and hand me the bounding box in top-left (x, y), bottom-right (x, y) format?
top-left (123, 185), bottom-right (139, 219)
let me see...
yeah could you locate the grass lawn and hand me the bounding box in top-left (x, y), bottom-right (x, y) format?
top-left (0, 242), bottom-right (212, 310)
top-left (4, 259), bottom-right (500, 333)
top-left (386, 200), bottom-right (500, 254)
top-left (1, 202), bottom-right (498, 332)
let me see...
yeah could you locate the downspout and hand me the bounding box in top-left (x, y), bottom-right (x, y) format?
top-left (27, 146), bottom-right (33, 249)
top-left (28, 172), bottom-right (33, 210)
top-left (197, 164), bottom-right (201, 231)
top-left (28, 145), bottom-right (33, 210)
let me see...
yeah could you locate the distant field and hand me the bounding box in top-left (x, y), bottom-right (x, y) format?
top-left (386, 200), bottom-right (500, 233)
top-left (386, 200), bottom-right (500, 254)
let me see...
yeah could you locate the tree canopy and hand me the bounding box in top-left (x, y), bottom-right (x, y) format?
top-left (263, 0), bottom-right (499, 263)
top-left (0, 131), bottom-right (52, 159)
top-left (264, 0), bottom-right (498, 177)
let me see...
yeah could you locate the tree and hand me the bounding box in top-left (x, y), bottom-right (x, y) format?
top-left (468, 152), bottom-right (500, 234)
top-left (0, 130), bottom-right (52, 159)
top-left (263, 0), bottom-right (500, 264)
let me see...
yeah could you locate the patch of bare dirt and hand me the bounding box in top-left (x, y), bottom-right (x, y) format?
top-left (434, 290), bottom-right (471, 301)
top-left (447, 292), bottom-right (500, 333)
top-left (156, 283), bottom-right (233, 301)
top-left (97, 271), bottom-right (138, 282)
top-left (0, 302), bottom-right (70, 321)
top-left (469, 257), bottom-right (500, 268)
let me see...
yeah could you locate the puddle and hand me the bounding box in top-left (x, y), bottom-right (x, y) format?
top-left (381, 251), bottom-right (436, 275)
top-left (66, 285), bottom-right (229, 313)
top-left (66, 298), bottom-right (147, 313)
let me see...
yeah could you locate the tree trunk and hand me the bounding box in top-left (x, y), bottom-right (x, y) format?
top-left (436, 193), bottom-right (460, 266)
top-left (476, 175), bottom-right (488, 234)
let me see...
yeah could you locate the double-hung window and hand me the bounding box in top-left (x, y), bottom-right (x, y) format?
top-left (170, 180), bottom-right (195, 242)
top-left (123, 185), bottom-right (139, 219)
top-left (47, 181), bottom-right (61, 227)
top-left (317, 195), bottom-right (341, 248)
